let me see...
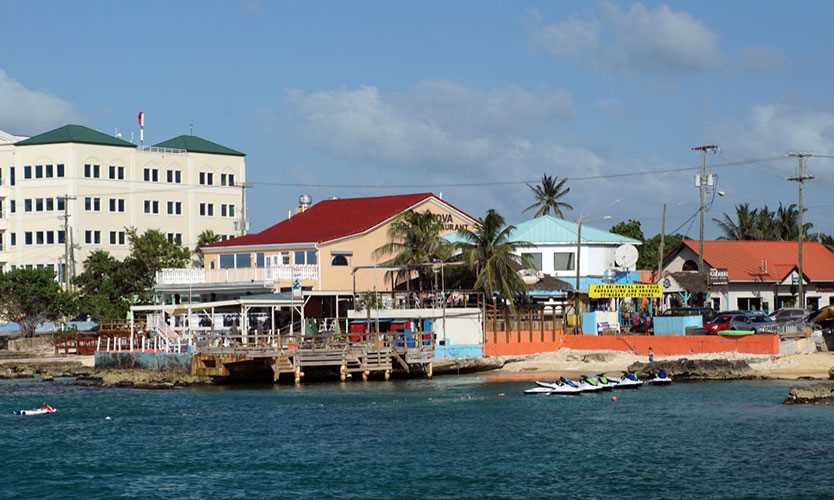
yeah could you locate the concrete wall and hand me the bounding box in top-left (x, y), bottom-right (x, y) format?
top-left (483, 331), bottom-right (780, 356)
top-left (95, 352), bottom-right (192, 371)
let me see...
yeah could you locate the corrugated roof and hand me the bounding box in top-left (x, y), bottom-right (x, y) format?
top-left (510, 215), bottom-right (640, 245)
top-left (15, 124), bottom-right (135, 148)
top-left (681, 240), bottom-right (834, 282)
top-left (209, 193), bottom-right (470, 248)
top-left (154, 135), bottom-right (245, 157)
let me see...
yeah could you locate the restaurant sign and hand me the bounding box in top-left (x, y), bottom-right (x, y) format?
top-left (709, 268), bottom-right (729, 286)
top-left (588, 284), bottom-right (663, 299)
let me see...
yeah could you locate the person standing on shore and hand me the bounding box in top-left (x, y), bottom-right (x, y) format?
top-left (648, 347), bottom-right (655, 368)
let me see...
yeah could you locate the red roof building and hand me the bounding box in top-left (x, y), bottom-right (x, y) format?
top-left (663, 240), bottom-right (834, 312)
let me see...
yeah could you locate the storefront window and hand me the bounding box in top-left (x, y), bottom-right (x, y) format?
top-left (219, 254), bottom-right (235, 269)
top-left (236, 253), bottom-right (251, 268)
top-left (256, 253), bottom-right (265, 268)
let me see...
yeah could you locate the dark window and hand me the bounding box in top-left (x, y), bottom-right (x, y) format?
top-left (35, 165), bottom-right (42, 178)
top-left (522, 252), bottom-right (543, 271)
top-left (236, 253), bottom-right (251, 268)
top-left (144, 168), bottom-right (150, 181)
top-left (45, 198), bottom-right (54, 211)
top-left (24, 165), bottom-right (32, 179)
top-left (93, 165), bottom-right (100, 178)
top-left (25, 232), bottom-right (32, 245)
top-left (84, 164), bottom-right (91, 177)
top-left (45, 164), bottom-right (53, 177)
top-left (35, 198), bottom-right (43, 211)
top-left (175, 171), bottom-right (181, 183)
top-left (118, 166), bottom-right (125, 179)
top-left (56, 164), bottom-right (64, 177)
top-left (109, 166), bottom-right (116, 179)
top-left (24, 199), bottom-right (32, 212)
top-left (57, 197), bottom-right (65, 211)
top-left (11, 233), bottom-right (16, 246)
top-left (152, 169), bottom-right (158, 182)
top-left (219, 254), bottom-right (235, 269)
top-left (46, 232), bottom-right (54, 244)
top-left (256, 253), bottom-right (265, 268)
top-left (36, 231), bottom-right (44, 244)
top-left (58, 231), bottom-right (65, 244)
top-left (331, 255), bottom-right (349, 266)
top-left (10, 200), bottom-right (15, 213)
top-left (10, 166), bottom-right (15, 185)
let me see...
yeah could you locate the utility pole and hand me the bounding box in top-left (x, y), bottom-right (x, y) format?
top-left (239, 182), bottom-right (251, 236)
top-left (788, 152), bottom-right (815, 309)
top-left (691, 145), bottom-right (719, 273)
top-left (657, 203), bottom-right (666, 279)
top-left (60, 195), bottom-right (77, 290)
top-left (574, 216), bottom-right (582, 334)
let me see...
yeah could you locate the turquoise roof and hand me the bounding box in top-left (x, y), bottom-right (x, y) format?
top-left (443, 215), bottom-right (640, 245)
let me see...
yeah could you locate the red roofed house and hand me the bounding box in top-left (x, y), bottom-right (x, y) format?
top-left (156, 193), bottom-right (477, 299)
top-left (662, 240), bottom-right (834, 312)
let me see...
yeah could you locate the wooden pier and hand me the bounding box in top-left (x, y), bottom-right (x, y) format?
top-left (191, 332), bottom-right (432, 383)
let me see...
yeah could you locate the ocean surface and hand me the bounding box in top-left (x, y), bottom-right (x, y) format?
top-left (1, 376), bottom-right (833, 499)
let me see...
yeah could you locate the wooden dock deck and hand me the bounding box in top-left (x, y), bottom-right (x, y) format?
top-left (192, 333), bottom-right (431, 383)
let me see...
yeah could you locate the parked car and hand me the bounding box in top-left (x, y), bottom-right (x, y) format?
top-left (705, 311), bottom-right (775, 334)
top-left (770, 308), bottom-right (807, 323)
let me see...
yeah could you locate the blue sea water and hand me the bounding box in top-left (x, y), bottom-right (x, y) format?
top-left (1, 376), bottom-right (832, 499)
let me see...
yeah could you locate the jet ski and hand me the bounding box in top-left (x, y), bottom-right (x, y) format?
top-left (597, 373), bottom-right (619, 389)
top-left (14, 404), bottom-right (57, 416)
top-left (647, 368), bottom-right (673, 385)
top-left (579, 375), bottom-right (605, 392)
top-left (524, 386), bottom-right (557, 395)
top-left (531, 379), bottom-right (583, 395)
top-left (613, 371), bottom-right (643, 389)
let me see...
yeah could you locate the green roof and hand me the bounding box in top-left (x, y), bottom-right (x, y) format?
top-left (15, 124), bottom-right (136, 148)
top-left (153, 135), bottom-right (245, 157)
top-left (444, 215), bottom-right (640, 245)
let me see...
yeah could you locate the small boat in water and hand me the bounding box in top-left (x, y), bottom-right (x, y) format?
top-left (613, 372), bottom-right (644, 389)
top-left (579, 375), bottom-right (606, 392)
top-left (647, 369), bottom-right (673, 386)
top-left (14, 404), bottom-right (57, 416)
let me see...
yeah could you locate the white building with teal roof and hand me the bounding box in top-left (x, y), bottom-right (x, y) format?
top-left (447, 214), bottom-right (641, 292)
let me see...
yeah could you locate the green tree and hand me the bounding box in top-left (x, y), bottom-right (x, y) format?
top-left (0, 268), bottom-right (77, 337)
top-left (194, 229), bottom-right (222, 267)
top-left (373, 210), bottom-right (451, 289)
top-left (713, 203), bottom-right (760, 240)
top-left (455, 209), bottom-right (530, 304)
top-left (609, 219), bottom-right (645, 242)
top-left (524, 174), bottom-right (573, 218)
top-left (123, 228), bottom-right (191, 302)
top-left (637, 233), bottom-right (686, 270)
top-left (73, 251), bottom-right (133, 321)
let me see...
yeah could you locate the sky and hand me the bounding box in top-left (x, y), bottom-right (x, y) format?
top-left (2, 1), bottom-right (834, 239)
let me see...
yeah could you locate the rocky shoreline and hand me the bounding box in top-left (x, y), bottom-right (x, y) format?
top-left (784, 382), bottom-right (834, 405)
top-left (627, 358), bottom-right (756, 381)
top-left (1, 361), bottom-right (209, 389)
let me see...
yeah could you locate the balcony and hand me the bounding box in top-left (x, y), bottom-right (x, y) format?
top-left (156, 265), bottom-right (319, 287)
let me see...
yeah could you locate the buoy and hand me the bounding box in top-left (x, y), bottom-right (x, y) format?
top-left (611, 395), bottom-right (618, 401)
top-left (105, 416), bottom-right (111, 420)
top-left (498, 393), bottom-right (505, 397)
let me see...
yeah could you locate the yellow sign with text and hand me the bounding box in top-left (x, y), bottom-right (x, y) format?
top-left (588, 284), bottom-right (663, 299)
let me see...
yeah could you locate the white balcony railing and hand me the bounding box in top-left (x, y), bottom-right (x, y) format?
top-left (156, 265), bottom-right (319, 286)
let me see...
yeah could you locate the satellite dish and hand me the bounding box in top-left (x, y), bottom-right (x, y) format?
top-left (615, 244), bottom-right (639, 270)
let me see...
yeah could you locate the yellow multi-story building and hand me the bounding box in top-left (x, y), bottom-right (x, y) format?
top-left (0, 124), bottom-right (246, 279)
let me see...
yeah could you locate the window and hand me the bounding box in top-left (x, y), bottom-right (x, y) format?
top-left (57, 231), bottom-right (65, 244)
top-left (45, 164), bottom-right (53, 178)
top-left (294, 251), bottom-right (317, 265)
top-left (235, 252), bottom-right (251, 268)
top-left (228, 174), bottom-right (235, 186)
top-left (10, 200), bottom-right (15, 213)
top-left (221, 173), bottom-right (228, 186)
top-left (36, 231), bottom-right (44, 245)
top-left (144, 200), bottom-right (152, 214)
top-left (175, 202), bottom-right (181, 214)
top-left (85, 197), bottom-right (92, 211)
top-left (144, 168), bottom-right (150, 182)
top-left (84, 164), bottom-right (91, 177)
top-left (152, 201), bottom-right (159, 214)
top-left (45, 198), bottom-right (54, 211)
top-left (24, 199), bottom-right (32, 212)
top-left (229, 205), bottom-right (235, 218)
top-left (199, 172), bottom-right (206, 185)
top-left (56, 164), bottom-right (65, 177)
top-left (167, 170), bottom-right (181, 183)
top-left (109, 166), bottom-right (117, 179)
top-left (118, 231), bottom-right (125, 245)
top-left (57, 197), bottom-right (65, 211)
top-left (93, 165), bottom-right (100, 178)
top-left (281, 252), bottom-right (290, 265)
top-left (331, 255), bottom-right (349, 266)
top-left (221, 173), bottom-right (235, 186)
top-left (46, 231), bottom-right (54, 244)
top-left (35, 198), bottom-right (44, 212)
top-left (200, 172), bottom-right (214, 185)
top-left (35, 165), bottom-right (43, 178)
top-left (207, 204), bottom-right (213, 216)
top-left (110, 231), bottom-right (117, 245)
top-left (25, 232), bottom-right (33, 245)
top-left (118, 199), bottom-right (125, 212)
top-left (85, 230), bottom-right (92, 244)
top-left (109, 199), bottom-right (116, 212)
top-left (152, 169), bottom-right (158, 182)
top-left (219, 254), bottom-right (235, 269)
top-left (256, 253), bottom-right (265, 268)
top-left (24, 165), bottom-right (32, 179)
top-left (553, 252), bottom-right (575, 271)
top-left (221, 204), bottom-right (227, 217)
top-left (10, 166), bottom-right (15, 185)
top-left (11, 233), bottom-right (16, 246)
top-left (199, 203), bottom-right (206, 216)
top-left (521, 252), bottom-right (543, 271)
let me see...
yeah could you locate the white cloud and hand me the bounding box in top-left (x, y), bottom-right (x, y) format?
top-left (284, 81), bottom-right (683, 221)
top-left (533, 3), bottom-right (721, 73)
top-left (738, 105), bottom-right (834, 157)
top-left (0, 69), bottom-right (79, 135)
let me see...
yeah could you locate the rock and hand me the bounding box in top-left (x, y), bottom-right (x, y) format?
top-left (40, 374), bottom-right (54, 382)
top-left (784, 382), bottom-right (834, 405)
top-left (627, 358), bottom-right (754, 381)
top-left (75, 376), bottom-right (104, 387)
top-left (828, 367), bottom-right (834, 380)
top-left (432, 357), bottom-right (504, 375)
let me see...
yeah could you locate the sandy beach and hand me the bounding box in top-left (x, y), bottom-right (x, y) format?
top-left (487, 349), bottom-right (834, 382)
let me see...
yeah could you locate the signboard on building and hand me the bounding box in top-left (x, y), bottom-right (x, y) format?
top-left (588, 284), bottom-right (663, 299)
top-left (709, 268), bottom-right (729, 286)
top-left (291, 277), bottom-right (302, 299)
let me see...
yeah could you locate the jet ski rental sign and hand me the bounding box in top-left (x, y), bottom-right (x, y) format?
top-left (588, 284), bottom-right (663, 299)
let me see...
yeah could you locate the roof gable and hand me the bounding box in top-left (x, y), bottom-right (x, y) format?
top-left (680, 240), bottom-right (834, 282)
top-left (509, 215), bottom-right (640, 245)
top-left (15, 124), bottom-right (135, 148)
top-left (209, 193), bottom-right (467, 248)
top-left (153, 135), bottom-right (245, 157)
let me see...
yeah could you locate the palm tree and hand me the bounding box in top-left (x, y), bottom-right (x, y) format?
top-left (524, 174), bottom-right (573, 218)
top-left (713, 203), bottom-right (759, 240)
top-left (774, 203), bottom-right (813, 240)
top-left (193, 230), bottom-right (222, 267)
top-left (373, 210), bottom-right (451, 290)
top-left (455, 209), bottom-right (530, 305)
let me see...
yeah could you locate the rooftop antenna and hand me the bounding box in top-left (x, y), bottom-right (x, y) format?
top-left (189, 122), bottom-right (194, 136)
